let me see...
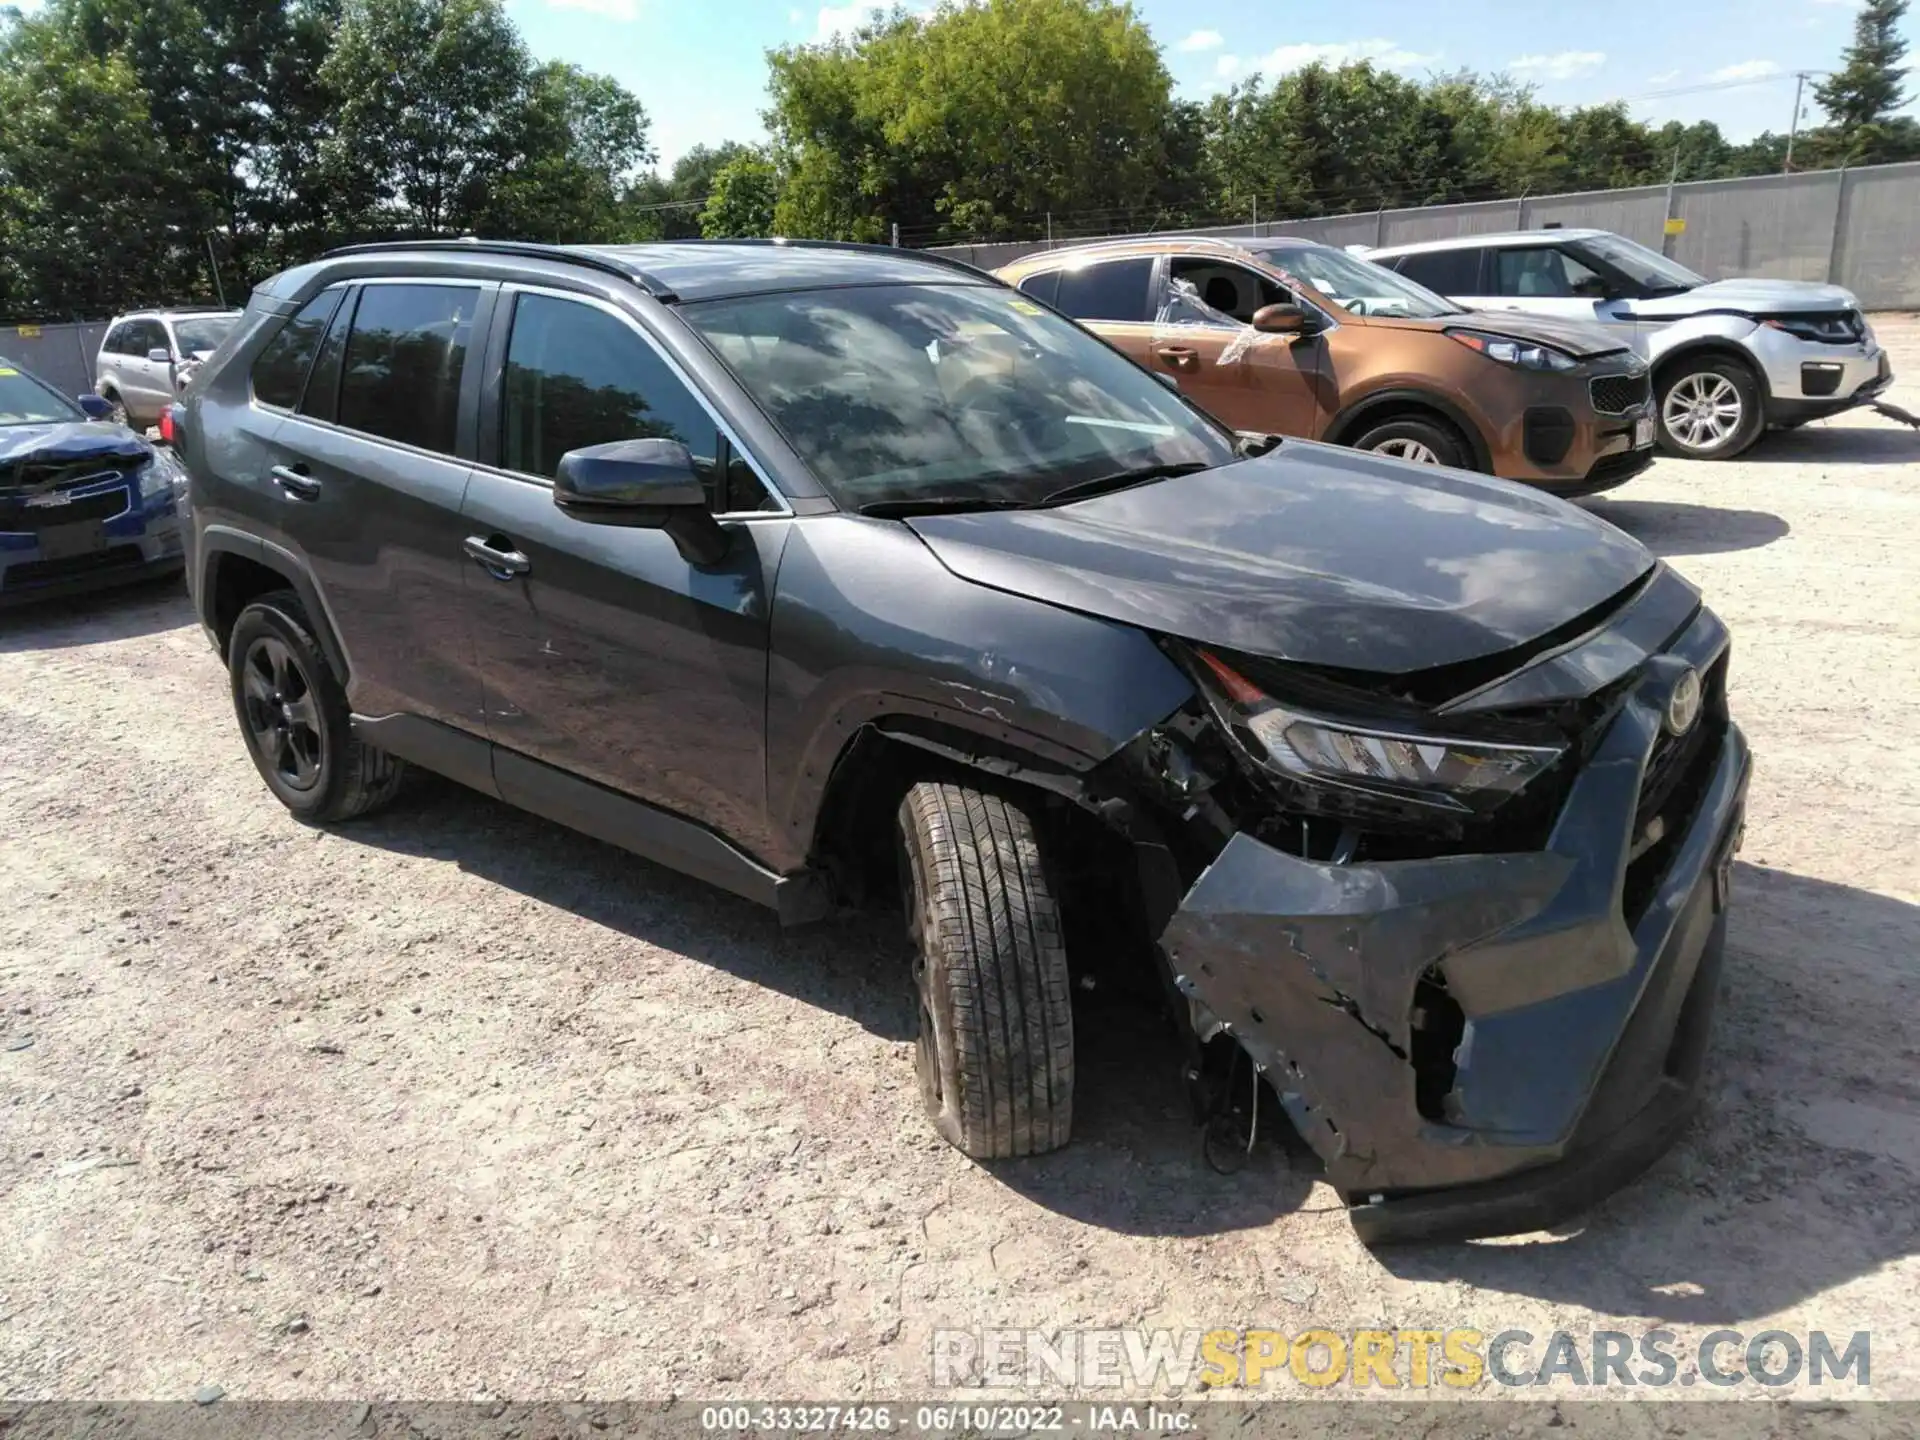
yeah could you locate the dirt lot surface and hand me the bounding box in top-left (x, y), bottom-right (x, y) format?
top-left (4, 320), bottom-right (1919, 1409)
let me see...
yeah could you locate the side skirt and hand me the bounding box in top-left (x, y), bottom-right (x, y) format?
top-left (350, 712), bottom-right (831, 925)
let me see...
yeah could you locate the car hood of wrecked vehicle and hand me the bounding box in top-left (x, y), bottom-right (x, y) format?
top-left (905, 440), bottom-right (1656, 677)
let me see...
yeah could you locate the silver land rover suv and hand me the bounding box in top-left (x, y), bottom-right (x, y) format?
top-left (1368, 229), bottom-right (1893, 460)
top-left (94, 307), bottom-right (242, 429)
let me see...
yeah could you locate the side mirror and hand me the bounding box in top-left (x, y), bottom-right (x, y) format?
top-left (76, 394), bottom-right (113, 421)
top-left (1252, 303), bottom-right (1311, 335)
top-left (553, 437), bottom-right (729, 566)
top-left (147, 347), bottom-right (175, 365)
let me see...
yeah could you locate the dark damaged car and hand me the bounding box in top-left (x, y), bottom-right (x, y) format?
top-left (1, 355), bottom-right (188, 605)
top-left (177, 240), bottom-right (1750, 1243)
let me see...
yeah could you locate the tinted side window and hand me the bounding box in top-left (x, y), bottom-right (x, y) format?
top-left (251, 290), bottom-right (342, 410)
top-left (337, 284), bottom-right (478, 454)
top-left (1053, 259), bottom-right (1154, 322)
top-left (1017, 271), bottom-right (1060, 307)
top-left (501, 293), bottom-right (727, 508)
top-left (102, 324), bottom-right (127, 355)
top-left (1395, 248), bottom-right (1484, 295)
top-left (300, 289), bottom-right (355, 422)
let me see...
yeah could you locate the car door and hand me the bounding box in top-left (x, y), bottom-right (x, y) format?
top-left (1478, 245), bottom-right (1638, 339)
top-left (254, 278), bottom-right (495, 732)
top-left (458, 286), bottom-right (788, 853)
top-left (1154, 257), bottom-right (1325, 435)
top-left (1040, 253), bottom-right (1162, 371)
top-left (125, 319), bottom-right (174, 420)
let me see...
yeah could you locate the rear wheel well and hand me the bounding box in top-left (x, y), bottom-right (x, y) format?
top-left (209, 553), bottom-right (303, 660)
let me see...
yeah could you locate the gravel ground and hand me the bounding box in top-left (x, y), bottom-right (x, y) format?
top-left (3, 320), bottom-right (1918, 1407)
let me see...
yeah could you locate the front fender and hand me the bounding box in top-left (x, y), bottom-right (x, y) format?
top-left (764, 514), bottom-right (1194, 872)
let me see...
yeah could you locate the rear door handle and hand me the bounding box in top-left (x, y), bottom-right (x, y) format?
top-left (1154, 345), bottom-right (1200, 371)
top-left (271, 465), bottom-right (321, 500)
top-left (464, 535), bottom-right (531, 578)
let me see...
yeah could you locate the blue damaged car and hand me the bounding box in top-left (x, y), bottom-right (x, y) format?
top-left (0, 355), bottom-right (187, 605)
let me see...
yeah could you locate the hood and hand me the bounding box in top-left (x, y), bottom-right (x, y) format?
top-left (1633, 277), bottom-right (1858, 319)
top-left (906, 442), bottom-right (1656, 677)
top-left (0, 421), bottom-right (150, 484)
top-left (1374, 309), bottom-right (1629, 359)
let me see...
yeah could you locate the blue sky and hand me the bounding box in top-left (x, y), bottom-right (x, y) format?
top-left (503, 0), bottom-right (1919, 171)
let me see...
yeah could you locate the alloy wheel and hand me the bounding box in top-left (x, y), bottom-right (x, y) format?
top-left (1662, 372), bottom-right (1744, 452)
top-left (1374, 437), bottom-right (1441, 464)
top-left (240, 636), bottom-right (325, 792)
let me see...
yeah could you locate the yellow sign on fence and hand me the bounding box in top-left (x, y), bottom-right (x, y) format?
top-left (1663, 217), bottom-right (1687, 236)
top-left (15, 324), bottom-right (41, 338)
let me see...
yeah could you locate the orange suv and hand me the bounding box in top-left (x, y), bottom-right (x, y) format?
top-left (997, 237), bottom-right (1655, 495)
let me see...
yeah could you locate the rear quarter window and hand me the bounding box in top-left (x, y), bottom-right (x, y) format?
top-left (1016, 271), bottom-right (1060, 307)
top-left (1393, 248), bottom-right (1484, 295)
top-left (250, 291), bottom-right (343, 410)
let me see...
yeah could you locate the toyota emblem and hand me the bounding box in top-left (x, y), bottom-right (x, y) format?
top-left (1665, 667), bottom-right (1702, 736)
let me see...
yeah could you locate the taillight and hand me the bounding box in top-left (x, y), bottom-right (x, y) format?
top-left (160, 403), bottom-right (180, 446)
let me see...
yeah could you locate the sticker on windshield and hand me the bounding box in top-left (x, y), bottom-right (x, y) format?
top-left (1009, 299), bottom-right (1044, 315)
top-left (0, 367), bottom-right (17, 376)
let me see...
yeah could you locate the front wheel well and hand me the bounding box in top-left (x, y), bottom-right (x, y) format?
top-left (1653, 344), bottom-right (1767, 397)
top-left (1326, 396), bottom-right (1488, 471)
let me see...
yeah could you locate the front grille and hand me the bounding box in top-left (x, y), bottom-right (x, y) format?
top-left (0, 482), bottom-right (131, 533)
top-left (1589, 371), bottom-right (1652, 415)
top-left (2, 545), bottom-right (146, 592)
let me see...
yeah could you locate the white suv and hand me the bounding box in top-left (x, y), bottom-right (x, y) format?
top-left (1367, 229), bottom-right (1892, 459)
top-left (94, 308), bottom-right (242, 429)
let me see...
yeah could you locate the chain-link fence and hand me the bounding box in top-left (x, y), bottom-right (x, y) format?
top-left (0, 320), bottom-right (111, 401)
top-left (928, 160), bottom-right (1920, 311)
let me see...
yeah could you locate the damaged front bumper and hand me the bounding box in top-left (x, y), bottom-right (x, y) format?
top-left (1160, 606), bottom-right (1750, 1243)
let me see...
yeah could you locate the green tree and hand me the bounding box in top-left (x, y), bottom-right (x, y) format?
top-left (767, 0), bottom-right (1181, 243)
top-left (699, 152), bottom-right (779, 237)
top-left (1815, 0), bottom-right (1911, 138)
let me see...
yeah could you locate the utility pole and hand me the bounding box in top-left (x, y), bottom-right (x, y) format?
top-left (890, 221), bottom-right (899, 248)
top-left (1661, 146), bottom-right (1681, 258)
top-left (1785, 70), bottom-right (1812, 173)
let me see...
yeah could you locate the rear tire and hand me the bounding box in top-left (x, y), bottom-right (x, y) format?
top-left (1352, 414), bottom-right (1473, 469)
top-left (1656, 356), bottom-right (1764, 459)
top-left (897, 781), bottom-right (1073, 1159)
top-left (228, 590), bottom-right (405, 823)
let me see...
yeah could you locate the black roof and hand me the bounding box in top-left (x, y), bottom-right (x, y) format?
top-left (319, 238), bottom-right (990, 303)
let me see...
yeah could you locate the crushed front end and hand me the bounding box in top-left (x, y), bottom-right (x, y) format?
top-left (1126, 563), bottom-right (1749, 1243)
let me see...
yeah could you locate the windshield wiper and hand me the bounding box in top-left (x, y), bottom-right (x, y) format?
top-left (1033, 460), bottom-right (1212, 509)
top-left (857, 496), bottom-right (1031, 519)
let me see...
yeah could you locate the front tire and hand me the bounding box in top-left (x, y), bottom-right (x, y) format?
top-left (897, 781), bottom-right (1073, 1159)
top-left (1656, 357), bottom-right (1764, 459)
top-left (227, 590), bottom-right (404, 823)
top-left (1352, 414), bottom-right (1473, 469)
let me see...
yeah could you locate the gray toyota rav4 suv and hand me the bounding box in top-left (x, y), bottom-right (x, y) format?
top-left (179, 239), bottom-right (1750, 1243)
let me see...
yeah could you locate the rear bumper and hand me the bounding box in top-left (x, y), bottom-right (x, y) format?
top-left (1161, 604), bottom-right (1748, 1241)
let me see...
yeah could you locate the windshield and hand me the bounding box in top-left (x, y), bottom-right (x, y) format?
top-left (0, 361), bottom-right (82, 427)
top-left (172, 315), bottom-right (237, 355)
top-left (682, 283), bottom-right (1237, 510)
top-left (1572, 234), bottom-right (1704, 294)
top-left (1248, 243), bottom-right (1462, 319)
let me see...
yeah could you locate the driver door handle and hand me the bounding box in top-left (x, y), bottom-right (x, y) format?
top-left (1154, 345), bottom-right (1200, 372)
top-left (464, 535), bottom-right (531, 577)
top-left (271, 465), bottom-right (321, 500)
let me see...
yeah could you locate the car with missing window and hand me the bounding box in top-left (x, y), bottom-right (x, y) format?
top-left (95, 307), bottom-right (243, 429)
top-left (1366, 229), bottom-right (1894, 460)
top-left (176, 238), bottom-right (1748, 1243)
top-left (0, 353), bottom-right (188, 605)
top-left (995, 236), bottom-right (1656, 497)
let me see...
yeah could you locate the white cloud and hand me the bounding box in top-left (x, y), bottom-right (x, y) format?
top-left (1647, 68), bottom-right (1682, 84)
top-left (1177, 29), bottom-right (1224, 53)
top-left (1216, 38), bottom-right (1440, 80)
top-left (546, 0), bottom-right (639, 19)
top-left (1708, 59), bottom-right (1783, 81)
top-left (815, 0), bottom-right (888, 40)
top-left (1508, 50), bottom-right (1606, 81)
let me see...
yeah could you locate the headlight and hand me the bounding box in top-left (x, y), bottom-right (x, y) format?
top-left (1446, 328), bottom-right (1578, 372)
top-left (1194, 649), bottom-right (1563, 816)
top-left (1761, 314), bottom-right (1861, 343)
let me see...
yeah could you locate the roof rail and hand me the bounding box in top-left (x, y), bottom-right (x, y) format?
top-left (319, 238), bottom-right (681, 300)
top-left (636, 235), bottom-right (995, 280)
